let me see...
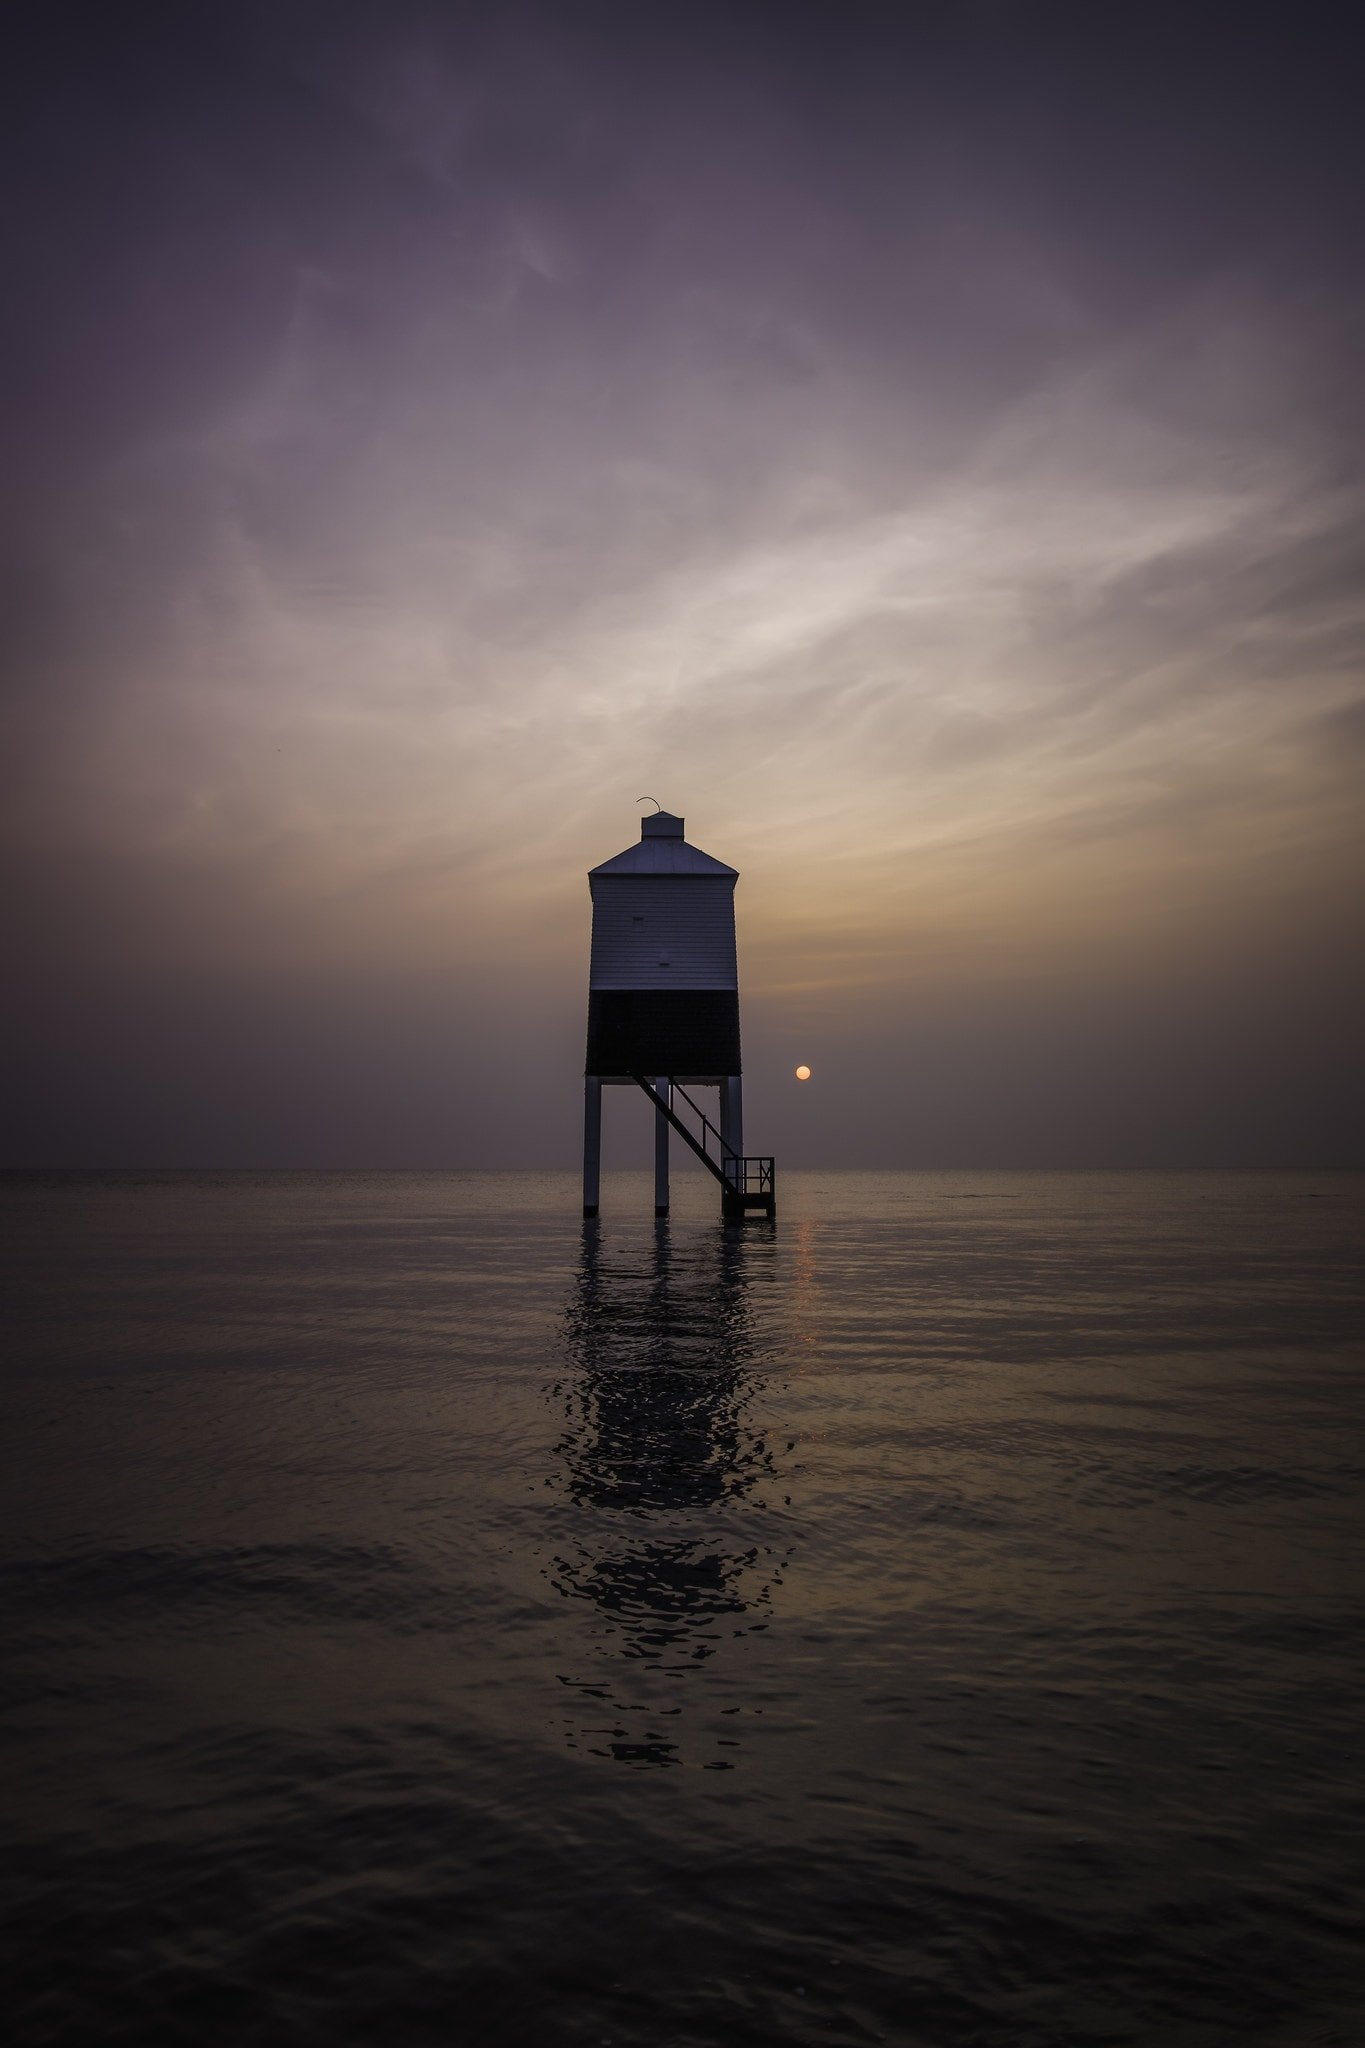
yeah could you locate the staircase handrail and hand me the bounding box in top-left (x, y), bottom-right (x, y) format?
top-left (630, 1075), bottom-right (732, 1189)
top-left (630, 1076), bottom-right (774, 1204)
top-left (667, 1080), bottom-right (739, 1166)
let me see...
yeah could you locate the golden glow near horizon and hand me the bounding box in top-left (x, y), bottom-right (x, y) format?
top-left (4, 7), bottom-right (1362, 1168)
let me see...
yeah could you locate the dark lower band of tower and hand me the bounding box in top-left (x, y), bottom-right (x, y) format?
top-left (585, 989), bottom-right (740, 1079)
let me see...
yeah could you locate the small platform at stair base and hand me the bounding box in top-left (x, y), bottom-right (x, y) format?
top-left (720, 1156), bottom-right (777, 1219)
top-left (630, 1075), bottom-right (777, 1219)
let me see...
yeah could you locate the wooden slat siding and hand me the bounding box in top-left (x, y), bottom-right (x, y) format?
top-left (588, 876), bottom-right (738, 991)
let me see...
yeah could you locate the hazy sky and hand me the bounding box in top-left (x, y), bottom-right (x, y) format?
top-left (3, 1), bottom-right (1362, 1168)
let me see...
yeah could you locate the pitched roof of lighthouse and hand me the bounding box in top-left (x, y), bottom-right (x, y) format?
top-left (589, 811), bottom-right (738, 878)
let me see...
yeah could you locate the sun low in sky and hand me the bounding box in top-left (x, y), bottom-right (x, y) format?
top-left (795, 1067), bottom-right (812, 1082)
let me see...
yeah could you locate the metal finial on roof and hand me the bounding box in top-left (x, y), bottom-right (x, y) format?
top-left (636, 796), bottom-right (662, 813)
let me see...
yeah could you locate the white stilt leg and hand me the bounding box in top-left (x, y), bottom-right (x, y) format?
top-left (720, 1076), bottom-right (744, 1166)
top-left (654, 1075), bottom-right (670, 1216)
top-left (583, 1076), bottom-right (602, 1217)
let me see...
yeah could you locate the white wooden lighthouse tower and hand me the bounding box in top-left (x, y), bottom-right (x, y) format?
top-left (582, 808), bottom-right (775, 1219)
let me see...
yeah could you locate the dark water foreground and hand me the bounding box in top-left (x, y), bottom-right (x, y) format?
top-left (2, 1169), bottom-right (1362, 2048)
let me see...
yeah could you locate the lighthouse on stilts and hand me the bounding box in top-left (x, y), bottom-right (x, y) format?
top-left (582, 808), bottom-right (776, 1219)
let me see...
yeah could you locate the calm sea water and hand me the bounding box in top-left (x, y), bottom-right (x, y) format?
top-left (2, 1169), bottom-right (1362, 2047)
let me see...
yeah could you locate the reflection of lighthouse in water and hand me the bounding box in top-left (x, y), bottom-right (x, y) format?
top-left (546, 1221), bottom-right (790, 1767)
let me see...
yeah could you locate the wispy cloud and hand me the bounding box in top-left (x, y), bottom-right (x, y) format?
top-left (3, 1), bottom-right (1361, 1161)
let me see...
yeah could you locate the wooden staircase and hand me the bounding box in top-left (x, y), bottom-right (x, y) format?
top-left (631, 1075), bottom-right (776, 1217)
